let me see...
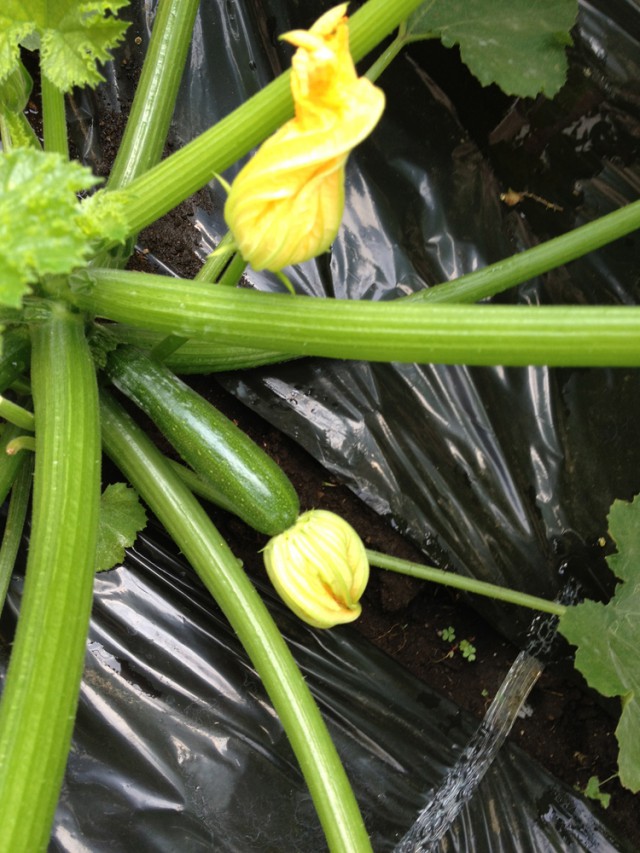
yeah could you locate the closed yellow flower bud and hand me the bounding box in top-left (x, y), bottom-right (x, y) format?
top-left (224, 3), bottom-right (385, 272)
top-left (263, 509), bottom-right (369, 629)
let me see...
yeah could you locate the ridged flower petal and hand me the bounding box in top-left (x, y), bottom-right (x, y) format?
top-left (264, 509), bottom-right (370, 629)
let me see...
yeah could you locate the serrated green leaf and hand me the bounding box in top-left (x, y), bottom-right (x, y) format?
top-left (95, 482), bottom-right (147, 572)
top-left (79, 187), bottom-right (130, 247)
top-left (0, 1), bottom-right (130, 92)
top-left (559, 493), bottom-right (640, 793)
top-left (0, 60), bottom-right (32, 113)
top-left (0, 148), bottom-right (101, 308)
top-left (0, 60), bottom-right (39, 150)
top-left (405, 0), bottom-right (577, 97)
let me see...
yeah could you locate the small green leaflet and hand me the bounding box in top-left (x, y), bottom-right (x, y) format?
top-left (405, 0), bottom-right (577, 97)
top-left (0, 1), bottom-right (130, 92)
top-left (0, 148), bottom-right (101, 308)
top-left (95, 483), bottom-right (147, 572)
top-left (582, 775), bottom-right (611, 809)
top-left (559, 493), bottom-right (640, 793)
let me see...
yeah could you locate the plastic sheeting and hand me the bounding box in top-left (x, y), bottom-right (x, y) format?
top-left (11, 0), bottom-right (637, 848)
top-left (0, 528), bottom-right (630, 852)
top-left (180, 0), bottom-right (640, 645)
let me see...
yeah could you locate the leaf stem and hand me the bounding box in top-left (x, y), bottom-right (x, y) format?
top-left (107, 0), bottom-right (200, 190)
top-left (40, 75), bottom-right (68, 157)
top-left (0, 453), bottom-right (33, 615)
top-left (0, 424), bottom-right (29, 506)
top-left (107, 324), bottom-right (293, 372)
top-left (410, 198), bottom-right (640, 304)
top-left (366, 550), bottom-right (566, 617)
top-left (0, 305), bottom-right (101, 852)
top-left (0, 396), bottom-right (34, 431)
top-left (99, 390), bottom-right (373, 853)
top-left (74, 269), bottom-right (640, 366)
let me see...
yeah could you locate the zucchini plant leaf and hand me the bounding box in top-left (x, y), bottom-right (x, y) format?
top-left (96, 482), bottom-right (147, 572)
top-left (558, 493), bottom-right (640, 793)
top-left (405, 0), bottom-right (577, 97)
top-left (0, 60), bottom-right (39, 149)
top-left (0, 148), bottom-right (102, 308)
top-left (0, 0), bottom-right (130, 91)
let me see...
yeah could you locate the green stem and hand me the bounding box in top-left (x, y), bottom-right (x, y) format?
top-left (5, 436), bottom-right (36, 455)
top-left (107, 323), bottom-right (294, 372)
top-left (0, 305), bottom-right (100, 852)
top-left (149, 233), bottom-right (247, 362)
top-left (196, 232), bottom-right (239, 283)
top-left (110, 0), bottom-right (427, 237)
top-left (364, 25), bottom-right (408, 81)
top-left (0, 453), bottom-right (33, 615)
top-left (367, 550), bottom-right (566, 617)
top-left (40, 75), bottom-right (68, 157)
top-left (74, 269), bottom-right (640, 366)
top-left (0, 424), bottom-right (28, 506)
top-left (99, 390), bottom-right (372, 853)
top-left (0, 396), bottom-right (34, 431)
top-left (107, 0), bottom-right (200, 190)
top-left (0, 328), bottom-right (31, 393)
top-left (166, 457), bottom-right (236, 515)
top-left (410, 198), bottom-right (640, 304)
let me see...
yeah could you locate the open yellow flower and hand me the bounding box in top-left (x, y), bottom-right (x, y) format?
top-left (223, 3), bottom-right (385, 272)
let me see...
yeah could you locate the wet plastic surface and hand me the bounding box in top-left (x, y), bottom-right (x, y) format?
top-left (0, 528), bottom-right (630, 852)
top-left (11, 0), bottom-right (640, 849)
top-left (198, 0), bottom-right (640, 645)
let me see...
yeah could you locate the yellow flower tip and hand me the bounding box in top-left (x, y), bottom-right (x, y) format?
top-left (264, 509), bottom-right (369, 629)
top-left (223, 3), bottom-right (384, 273)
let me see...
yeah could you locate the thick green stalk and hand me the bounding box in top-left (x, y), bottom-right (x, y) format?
top-left (0, 304), bottom-right (100, 852)
top-left (41, 75), bottom-right (68, 157)
top-left (73, 269), bottom-right (640, 366)
top-left (107, 0), bottom-right (200, 189)
top-left (410, 197), bottom-right (640, 304)
top-left (367, 550), bottom-right (566, 617)
top-left (113, 0), bottom-right (427, 236)
top-left (99, 390), bottom-right (372, 853)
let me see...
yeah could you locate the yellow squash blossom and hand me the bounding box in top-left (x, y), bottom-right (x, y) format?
top-left (223, 3), bottom-right (385, 272)
top-left (263, 509), bottom-right (370, 629)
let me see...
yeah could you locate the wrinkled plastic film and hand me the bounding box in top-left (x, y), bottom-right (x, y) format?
top-left (0, 529), bottom-right (628, 851)
top-left (195, 0), bottom-right (640, 645)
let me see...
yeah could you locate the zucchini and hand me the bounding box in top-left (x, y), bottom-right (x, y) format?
top-left (105, 344), bottom-right (299, 536)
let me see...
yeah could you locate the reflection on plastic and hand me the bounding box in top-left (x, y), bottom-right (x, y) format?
top-left (0, 530), bottom-right (628, 851)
